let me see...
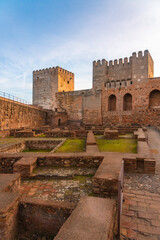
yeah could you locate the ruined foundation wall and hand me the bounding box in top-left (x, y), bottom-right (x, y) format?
top-left (0, 97), bottom-right (46, 130)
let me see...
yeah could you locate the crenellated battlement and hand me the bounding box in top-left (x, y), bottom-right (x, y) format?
top-left (57, 66), bottom-right (74, 77)
top-left (93, 50), bottom-right (154, 90)
top-left (33, 66), bottom-right (74, 77)
top-left (93, 50), bottom-right (149, 68)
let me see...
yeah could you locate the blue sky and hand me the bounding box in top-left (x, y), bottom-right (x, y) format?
top-left (0, 0), bottom-right (160, 102)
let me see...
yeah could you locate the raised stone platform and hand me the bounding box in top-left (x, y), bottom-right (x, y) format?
top-left (104, 129), bottom-right (119, 139)
top-left (54, 196), bottom-right (116, 240)
top-left (13, 157), bottom-right (37, 178)
top-left (93, 155), bottom-right (122, 196)
top-left (134, 128), bottom-right (146, 141)
top-left (0, 192), bottom-right (20, 240)
top-left (0, 173), bottom-right (20, 192)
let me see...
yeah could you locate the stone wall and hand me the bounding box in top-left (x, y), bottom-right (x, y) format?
top-left (18, 198), bottom-right (75, 239)
top-left (37, 156), bottom-right (103, 168)
top-left (0, 97), bottom-right (46, 130)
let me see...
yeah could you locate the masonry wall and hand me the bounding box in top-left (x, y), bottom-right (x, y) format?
top-left (0, 97), bottom-right (46, 130)
top-left (102, 78), bottom-right (160, 126)
top-left (56, 89), bottom-right (102, 125)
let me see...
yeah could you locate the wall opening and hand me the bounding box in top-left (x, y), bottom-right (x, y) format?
top-left (58, 118), bottom-right (61, 126)
top-left (108, 94), bottom-right (116, 111)
top-left (149, 90), bottom-right (160, 108)
top-left (123, 93), bottom-right (132, 111)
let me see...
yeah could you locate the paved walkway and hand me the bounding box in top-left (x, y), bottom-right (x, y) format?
top-left (121, 127), bottom-right (160, 240)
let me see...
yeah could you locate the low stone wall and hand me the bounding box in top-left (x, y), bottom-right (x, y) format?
top-left (54, 196), bottom-right (117, 240)
top-left (0, 174), bottom-right (21, 240)
top-left (0, 142), bottom-right (25, 153)
top-left (45, 130), bottom-right (75, 138)
top-left (25, 140), bottom-right (62, 150)
top-left (18, 198), bottom-right (75, 239)
top-left (0, 192), bottom-right (20, 240)
top-left (14, 130), bottom-right (35, 137)
top-left (123, 157), bottom-right (155, 174)
top-left (104, 129), bottom-right (119, 139)
top-left (0, 130), bottom-right (10, 137)
top-left (0, 156), bottom-right (21, 173)
top-left (37, 156), bottom-right (103, 168)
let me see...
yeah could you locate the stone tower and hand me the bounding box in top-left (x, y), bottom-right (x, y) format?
top-left (93, 50), bottom-right (154, 90)
top-left (33, 66), bottom-right (74, 110)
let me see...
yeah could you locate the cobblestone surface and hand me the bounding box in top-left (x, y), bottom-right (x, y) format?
top-left (124, 173), bottom-right (160, 194)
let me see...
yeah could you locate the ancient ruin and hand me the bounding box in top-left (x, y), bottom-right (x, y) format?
top-left (0, 50), bottom-right (160, 240)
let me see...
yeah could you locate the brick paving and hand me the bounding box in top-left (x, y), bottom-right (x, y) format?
top-left (21, 177), bottom-right (93, 203)
top-left (121, 127), bottom-right (160, 240)
top-left (121, 189), bottom-right (160, 240)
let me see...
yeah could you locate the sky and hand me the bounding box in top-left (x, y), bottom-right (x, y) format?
top-left (0, 0), bottom-right (160, 102)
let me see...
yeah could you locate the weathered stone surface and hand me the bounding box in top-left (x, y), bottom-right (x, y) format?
top-left (0, 97), bottom-right (46, 131)
top-left (86, 131), bottom-right (96, 145)
top-left (13, 157), bottom-right (37, 178)
top-left (54, 196), bottom-right (116, 240)
top-left (104, 129), bottom-right (119, 139)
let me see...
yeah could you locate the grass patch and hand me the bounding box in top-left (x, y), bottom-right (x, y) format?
top-left (73, 175), bottom-right (93, 183)
top-left (36, 134), bottom-right (46, 138)
top-left (55, 138), bottom-right (85, 153)
top-left (22, 149), bottom-right (52, 153)
top-left (96, 138), bottom-right (137, 153)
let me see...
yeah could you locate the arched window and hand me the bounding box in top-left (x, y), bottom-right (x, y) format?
top-left (108, 94), bottom-right (116, 111)
top-left (123, 93), bottom-right (132, 111)
top-left (149, 90), bottom-right (160, 108)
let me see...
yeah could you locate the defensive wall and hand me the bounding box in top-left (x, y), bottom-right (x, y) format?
top-left (55, 89), bottom-right (102, 126)
top-left (55, 78), bottom-right (160, 127)
top-left (31, 50), bottom-right (160, 127)
top-left (54, 50), bottom-right (160, 127)
top-left (0, 97), bottom-right (46, 131)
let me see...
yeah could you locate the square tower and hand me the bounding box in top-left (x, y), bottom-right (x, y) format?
top-left (33, 66), bottom-right (74, 110)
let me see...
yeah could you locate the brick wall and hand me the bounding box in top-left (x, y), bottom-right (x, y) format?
top-left (102, 78), bottom-right (160, 126)
top-left (0, 97), bottom-right (46, 130)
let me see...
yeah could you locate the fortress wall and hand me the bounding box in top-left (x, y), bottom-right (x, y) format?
top-left (56, 91), bottom-right (83, 123)
top-left (56, 89), bottom-right (102, 125)
top-left (0, 97), bottom-right (46, 130)
top-left (83, 90), bottom-right (102, 125)
top-left (102, 78), bottom-right (160, 126)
